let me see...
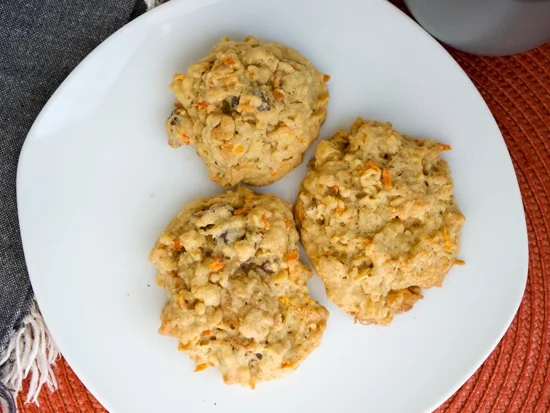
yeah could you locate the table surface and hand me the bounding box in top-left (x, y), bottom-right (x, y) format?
top-left (14, 7), bottom-right (550, 413)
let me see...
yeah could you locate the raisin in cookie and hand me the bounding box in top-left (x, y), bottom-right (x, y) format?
top-left (149, 186), bottom-right (328, 387)
top-left (166, 35), bottom-right (329, 187)
top-left (295, 118), bottom-right (465, 326)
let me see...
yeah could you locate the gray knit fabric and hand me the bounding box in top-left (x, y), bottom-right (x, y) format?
top-left (0, 0), bottom-right (146, 409)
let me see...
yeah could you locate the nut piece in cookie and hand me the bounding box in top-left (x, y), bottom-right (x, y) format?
top-left (149, 186), bottom-right (328, 387)
top-left (165, 35), bottom-right (330, 187)
top-left (295, 118), bottom-right (465, 325)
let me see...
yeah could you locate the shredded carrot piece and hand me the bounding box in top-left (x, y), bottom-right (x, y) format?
top-left (208, 259), bottom-right (224, 271)
top-left (195, 101), bottom-right (208, 109)
top-left (363, 239), bottom-right (372, 246)
top-left (181, 133), bottom-right (190, 145)
top-left (223, 57), bottom-right (235, 66)
top-left (324, 251), bottom-right (331, 257)
top-left (207, 80), bottom-right (214, 87)
top-left (223, 142), bottom-right (243, 153)
top-left (357, 161), bottom-right (380, 175)
top-left (249, 378), bottom-right (256, 390)
top-left (273, 88), bottom-right (285, 101)
top-left (203, 330), bottom-right (211, 336)
top-left (234, 195), bottom-right (253, 215)
top-left (286, 249), bottom-right (299, 262)
top-left (333, 185), bottom-right (339, 194)
top-left (173, 240), bottom-right (182, 250)
top-left (280, 127), bottom-right (294, 136)
top-left (443, 231), bottom-right (452, 251)
top-left (296, 136), bottom-right (305, 142)
top-left (285, 248), bottom-right (299, 278)
top-left (285, 218), bottom-right (292, 229)
top-left (173, 102), bottom-right (183, 109)
top-left (454, 259), bottom-right (465, 266)
top-left (262, 213), bottom-right (270, 229)
top-left (194, 363), bottom-right (209, 372)
top-left (336, 206), bottom-right (345, 215)
top-left (272, 74), bottom-right (280, 89)
top-left (367, 161), bottom-right (380, 171)
top-left (323, 74), bottom-right (331, 82)
top-left (234, 206), bottom-right (247, 215)
top-left (281, 362), bottom-right (294, 369)
top-left (438, 142), bottom-right (452, 151)
top-left (271, 161), bottom-right (286, 176)
top-left (382, 169), bottom-right (392, 189)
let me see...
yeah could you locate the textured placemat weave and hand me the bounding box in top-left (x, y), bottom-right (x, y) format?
top-left (13, 23), bottom-right (550, 413)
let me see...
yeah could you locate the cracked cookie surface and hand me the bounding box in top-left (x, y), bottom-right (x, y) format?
top-left (166, 35), bottom-right (329, 187)
top-left (149, 186), bottom-right (328, 387)
top-left (295, 119), bottom-right (465, 325)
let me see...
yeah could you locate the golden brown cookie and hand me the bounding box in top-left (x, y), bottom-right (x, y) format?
top-left (166, 35), bottom-right (329, 187)
top-left (149, 187), bottom-right (328, 387)
top-left (295, 118), bottom-right (465, 325)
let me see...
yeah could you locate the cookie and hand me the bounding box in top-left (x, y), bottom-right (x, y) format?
top-left (295, 118), bottom-right (465, 325)
top-left (166, 35), bottom-right (329, 187)
top-left (149, 186), bottom-right (328, 387)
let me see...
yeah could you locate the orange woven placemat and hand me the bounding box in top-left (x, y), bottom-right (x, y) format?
top-left (15, 32), bottom-right (550, 413)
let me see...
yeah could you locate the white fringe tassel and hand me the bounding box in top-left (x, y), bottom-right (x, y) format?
top-left (144, 0), bottom-right (159, 10)
top-left (0, 302), bottom-right (59, 407)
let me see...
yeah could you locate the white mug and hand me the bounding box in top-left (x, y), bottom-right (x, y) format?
top-left (404, 0), bottom-right (550, 56)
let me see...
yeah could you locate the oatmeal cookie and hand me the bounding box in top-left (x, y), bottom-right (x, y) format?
top-left (295, 118), bottom-right (465, 325)
top-left (149, 186), bottom-right (328, 387)
top-left (166, 35), bottom-right (329, 187)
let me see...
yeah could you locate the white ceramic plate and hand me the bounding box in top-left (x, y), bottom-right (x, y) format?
top-left (17, 0), bottom-right (528, 412)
